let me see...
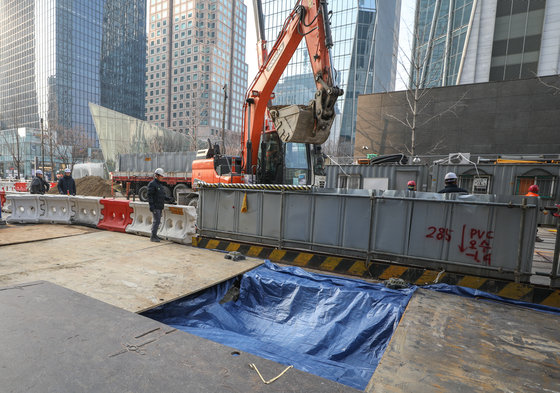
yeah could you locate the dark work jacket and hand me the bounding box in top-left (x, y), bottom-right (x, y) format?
top-left (438, 184), bottom-right (469, 194)
top-left (58, 175), bottom-right (76, 195)
top-left (29, 176), bottom-right (50, 194)
top-left (148, 178), bottom-right (166, 211)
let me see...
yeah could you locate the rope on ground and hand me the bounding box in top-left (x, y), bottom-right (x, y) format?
top-left (249, 363), bottom-right (293, 384)
top-left (434, 269), bottom-right (446, 284)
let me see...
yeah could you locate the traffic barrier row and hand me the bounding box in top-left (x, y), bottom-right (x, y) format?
top-left (126, 202), bottom-right (197, 243)
top-left (6, 195), bottom-right (42, 223)
top-left (160, 205), bottom-right (196, 244)
top-left (97, 199), bottom-right (134, 232)
top-left (72, 196), bottom-right (103, 227)
top-left (14, 182), bottom-right (29, 192)
top-left (0, 181), bottom-right (16, 192)
top-left (4, 194), bottom-right (197, 245)
top-left (126, 202), bottom-right (156, 237)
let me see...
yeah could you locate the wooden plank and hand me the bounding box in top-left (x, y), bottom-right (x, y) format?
top-left (0, 229), bottom-right (263, 312)
top-left (0, 223), bottom-right (92, 246)
top-left (368, 288), bottom-right (560, 392)
top-left (0, 281), bottom-right (359, 393)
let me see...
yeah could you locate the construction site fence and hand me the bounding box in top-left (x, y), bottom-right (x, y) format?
top-left (198, 187), bottom-right (540, 283)
top-left (325, 162), bottom-right (560, 226)
top-left (4, 194), bottom-right (196, 244)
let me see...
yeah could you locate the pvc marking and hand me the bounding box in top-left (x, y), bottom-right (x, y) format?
top-left (426, 224), bottom-right (493, 266)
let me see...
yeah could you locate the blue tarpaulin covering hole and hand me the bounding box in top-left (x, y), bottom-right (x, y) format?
top-left (143, 261), bottom-right (415, 390)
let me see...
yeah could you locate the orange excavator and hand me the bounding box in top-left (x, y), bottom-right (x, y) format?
top-left (192, 0), bottom-right (342, 188)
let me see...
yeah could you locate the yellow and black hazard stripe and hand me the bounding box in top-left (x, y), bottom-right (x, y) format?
top-left (192, 236), bottom-right (560, 309)
top-left (194, 180), bottom-right (311, 191)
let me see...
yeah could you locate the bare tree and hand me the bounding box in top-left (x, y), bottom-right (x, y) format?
top-left (0, 129), bottom-right (24, 178)
top-left (181, 84), bottom-right (209, 151)
top-left (537, 75), bottom-right (560, 94)
top-left (381, 15), bottom-right (470, 157)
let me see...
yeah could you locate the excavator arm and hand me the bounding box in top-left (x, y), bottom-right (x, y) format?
top-left (241, 0), bottom-right (343, 174)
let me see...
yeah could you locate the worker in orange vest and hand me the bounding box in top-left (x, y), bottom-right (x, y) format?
top-left (525, 184), bottom-right (539, 197)
top-left (525, 185), bottom-right (543, 242)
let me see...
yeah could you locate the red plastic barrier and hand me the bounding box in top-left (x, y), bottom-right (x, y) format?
top-left (0, 190), bottom-right (5, 207)
top-left (14, 182), bottom-right (28, 192)
top-left (97, 199), bottom-right (133, 232)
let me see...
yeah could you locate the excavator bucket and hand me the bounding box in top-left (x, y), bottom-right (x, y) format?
top-left (270, 105), bottom-right (332, 145)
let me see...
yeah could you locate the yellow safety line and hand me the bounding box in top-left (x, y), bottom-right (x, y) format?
top-left (319, 257), bottom-right (342, 271)
top-left (414, 270), bottom-right (444, 285)
top-left (206, 239), bottom-right (221, 249)
top-left (540, 290), bottom-right (560, 308)
top-left (348, 261), bottom-right (368, 276)
top-left (497, 283), bottom-right (533, 300)
top-left (293, 252), bottom-right (314, 266)
top-left (457, 276), bottom-right (488, 289)
top-left (378, 265), bottom-right (409, 280)
top-left (268, 249), bottom-right (287, 262)
top-left (247, 246), bottom-right (264, 257)
top-left (225, 243), bottom-right (240, 252)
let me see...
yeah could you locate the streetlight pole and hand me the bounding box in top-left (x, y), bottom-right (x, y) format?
top-left (40, 118), bottom-right (44, 173)
top-left (221, 83), bottom-right (228, 153)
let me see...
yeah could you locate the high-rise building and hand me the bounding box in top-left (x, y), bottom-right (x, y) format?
top-left (412, 0), bottom-right (560, 88)
top-left (0, 0), bottom-right (147, 148)
top-left (145, 0), bottom-right (248, 150)
top-left (260, 0), bottom-right (401, 155)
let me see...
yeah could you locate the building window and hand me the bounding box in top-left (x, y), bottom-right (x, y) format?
top-left (459, 175), bottom-right (492, 194)
top-left (516, 175), bottom-right (556, 199)
top-left (337, 174), bottom-right (362, 189)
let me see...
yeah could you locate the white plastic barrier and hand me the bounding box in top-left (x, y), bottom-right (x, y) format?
top-left (160, 205), bottom-right (197, 244)
top-left (6, 194), bottom-right (41, 223)
top-left (126, 202), bottom-right (156, 237)
top-left (70, 196), bottom-right (103, 227)
top-left (39, 195), bottom-right (74, 224)
top-left (0, 181), bottom-right (16, 192)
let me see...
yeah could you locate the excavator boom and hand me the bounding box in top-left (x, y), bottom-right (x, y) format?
top-left (241, 0), bottom-right (343, 174)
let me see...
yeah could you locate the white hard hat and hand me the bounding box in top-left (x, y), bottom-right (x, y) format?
top-left (36, 169), bottom-right (43, 175)
top-left (154, 168), bottom-right (165, 176)
top-left (444, 172), bottom-right (458, 181)
top-left (64, 168), bottom-right (71, 173)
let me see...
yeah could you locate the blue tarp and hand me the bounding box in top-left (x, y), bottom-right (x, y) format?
top-left (143, 261), bottom-right (560, 390)
top-left (143, 261), bottom-right (415, 390)
top-left (425, 283), bottom-right (560, 315)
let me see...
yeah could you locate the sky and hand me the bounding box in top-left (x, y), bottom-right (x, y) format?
top-left (243, 0), bottom-right (416, 91)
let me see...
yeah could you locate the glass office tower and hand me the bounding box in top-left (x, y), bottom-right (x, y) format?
top-left (145, 0), bottom-right (248, 149)
top-left (261, 0), bottom-right (401, 156)
top-left (412, 0), bottom-right (556, 88)
top-left (0, 0), bottom-right (146, 148)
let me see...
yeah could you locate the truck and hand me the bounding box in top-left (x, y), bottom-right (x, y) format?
top-left (191, 0), bottom-right (343, 190)
top-left (112, 151), bottom-right (198, 205)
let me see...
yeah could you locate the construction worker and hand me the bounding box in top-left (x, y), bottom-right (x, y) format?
top-left (525, 184), bottom-right (539, 197)
top-left (407, 180), bottom-right (416, 191)
top-left (525, 185), bottom-right (543, 242)
top-left (148, 168), bottom-right (167, 242)
top-left (438, 172), bottom-right (468, 194)
top-left (57, 168), bottom-right (76, 196)
top-left (29, 169), bottom-right (50, 194)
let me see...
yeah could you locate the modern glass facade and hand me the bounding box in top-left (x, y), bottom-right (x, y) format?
top-left (261, 0), bottom-right (400, 155)
top-left (413, 0), bottom-right (474, 87)
top-left (0, 0), bottom-right (146, 149)
top-left (490, 0), bottom-right (546, 81)
top-left (413, 0), bottom-right (555, 87)
top-left (145, 0), bottom-right (248, 150)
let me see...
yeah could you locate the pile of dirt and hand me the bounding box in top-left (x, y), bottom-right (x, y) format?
top-left (47, 176), bottom-right (121, 197)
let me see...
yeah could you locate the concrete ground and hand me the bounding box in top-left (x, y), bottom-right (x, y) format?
top-left (0, 224), bottom-right (262, 312)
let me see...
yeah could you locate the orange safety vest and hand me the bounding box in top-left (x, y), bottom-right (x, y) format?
top-left (525, 192), bottom-right (539, 197)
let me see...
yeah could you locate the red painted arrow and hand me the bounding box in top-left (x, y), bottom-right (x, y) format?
top-left (458, 224), bottom-right (467, 252)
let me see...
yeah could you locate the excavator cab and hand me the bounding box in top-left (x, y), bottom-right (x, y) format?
top-left (258, 132), bottom-right (311, 185)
